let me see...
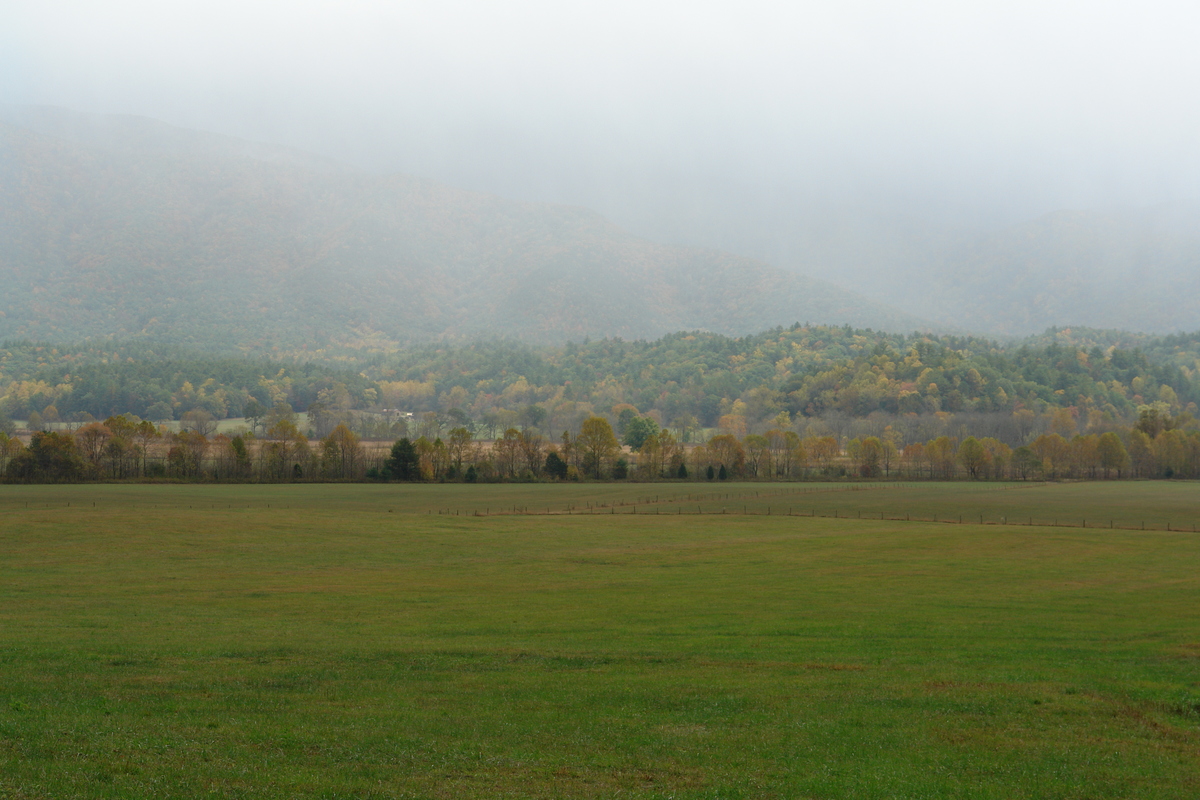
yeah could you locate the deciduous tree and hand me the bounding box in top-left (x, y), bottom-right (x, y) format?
top-left (321, 424), bottom-right (362, 480)
top-left (6, 432), bottom-right (86, 482)
top-left (1097, 432), bottom-right (1130, 478)
top-left (577, 416), bottom-right (620, 478)
top-left (958, 436), bottom-right (987, 479)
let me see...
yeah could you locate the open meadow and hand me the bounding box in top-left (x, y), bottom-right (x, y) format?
top-left (2, 481), bottom-right (1199, 798)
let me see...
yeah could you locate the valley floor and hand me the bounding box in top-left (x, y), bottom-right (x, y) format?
top-left (1, 482), bottom-right (1198, 798)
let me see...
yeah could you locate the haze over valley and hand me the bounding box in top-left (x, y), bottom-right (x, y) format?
top-left (3, 104), bottom-right (1200, 353)
top-left (5, 2), bottom-right (1200, 351)
top-left (0, 106), bottom-right (923, 349)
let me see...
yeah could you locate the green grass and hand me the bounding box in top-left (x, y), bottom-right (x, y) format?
top-left (1, 482), bottom-right (1198, 798)
top-left (3, 480), bottom-right (1197, 530)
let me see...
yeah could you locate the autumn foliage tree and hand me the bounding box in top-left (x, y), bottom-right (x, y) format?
top-left (706, 434), bottom-right (746, 478)
top-left (321, 424), bottom-right (362, 480)
top-left (1097, 432), bottom-right (1130, 478)
top-left (6, 432), bottom-right (86, 482)
top-left (958, 437), bottom-right (987, 479)
top-left (577, 416), bottom-right (620, 478)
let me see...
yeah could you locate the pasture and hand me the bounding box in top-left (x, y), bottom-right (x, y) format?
top-left (1, 481), bottom-right (1198, 798)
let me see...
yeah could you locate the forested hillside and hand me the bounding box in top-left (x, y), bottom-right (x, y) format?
top-left (361, 325), bottom-right (1200, 439)
top-left (0, 107), bottom-right (922, 348)
top-left (0, 341), bottom-right (373, 424)
top-left (2, 326), bottom-right (1196, 441)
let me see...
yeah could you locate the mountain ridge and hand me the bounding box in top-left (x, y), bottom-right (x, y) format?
top-left (0, 106), bottom-right (927, 351)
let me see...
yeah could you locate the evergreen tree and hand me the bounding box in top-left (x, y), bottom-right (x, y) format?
top-left (384, 438), bottom-right (420, 481)
top-left (544, 450), bottom-right (568, 480)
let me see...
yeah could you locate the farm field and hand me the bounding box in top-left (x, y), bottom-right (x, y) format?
top-left (1, 482), bottom-right (1199, 798)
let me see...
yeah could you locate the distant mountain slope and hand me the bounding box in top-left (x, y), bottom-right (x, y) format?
top-left (613, 174), bottom-right (1200, 337)
top-left (0, 107), bottom-right (924, 350)
top-left (910, 207), bottom-right (1200, 335)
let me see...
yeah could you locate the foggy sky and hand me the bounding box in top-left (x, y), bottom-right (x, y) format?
top-left (5, 1), bottom-right (1200, 260)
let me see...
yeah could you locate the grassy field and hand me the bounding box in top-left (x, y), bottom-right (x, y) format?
top-left (1, 481), bottom-right (1198, 798)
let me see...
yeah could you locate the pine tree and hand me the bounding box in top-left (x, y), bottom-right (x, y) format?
top-left (385, 438), bottom-right (420, 481)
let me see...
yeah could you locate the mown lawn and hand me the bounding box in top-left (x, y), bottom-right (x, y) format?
top-left (1, 482), bottom-right (1198, 798)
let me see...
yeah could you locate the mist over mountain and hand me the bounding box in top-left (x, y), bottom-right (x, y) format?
top-left (0, 107), bottom-right (927, 351)
top-left (908, 206), bottom-right (1200, 334)
top-left (3, 106), bottom-right (1199, 351)
top-left (7, 3), bottom-right (1200, 347)
top-left (592, 186), bottom-right (1200, 338)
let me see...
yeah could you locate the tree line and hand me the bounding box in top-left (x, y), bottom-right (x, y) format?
top-left (3, 405), bottom-right (1197, 483)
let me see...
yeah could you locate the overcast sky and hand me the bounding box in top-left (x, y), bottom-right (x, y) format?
top-left (5, 1), bottom-right (1200, 256)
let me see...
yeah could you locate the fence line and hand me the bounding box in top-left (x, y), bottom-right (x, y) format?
top-left (5, 480), bottom-right (1189, 534)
